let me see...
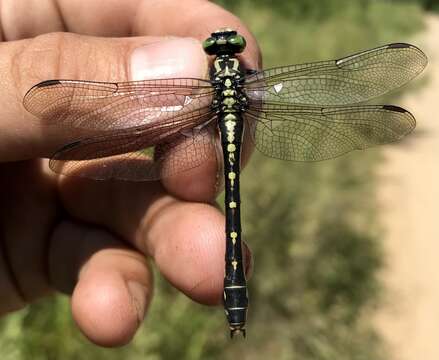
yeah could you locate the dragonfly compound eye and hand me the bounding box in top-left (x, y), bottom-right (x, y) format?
top-left (227, 35), bottom-right (246, 53)
top-left (202, 37), bottom-right (218, 55)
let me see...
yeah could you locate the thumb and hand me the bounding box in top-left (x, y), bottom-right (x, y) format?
top-left (1, 33), bottom-right (207, 161)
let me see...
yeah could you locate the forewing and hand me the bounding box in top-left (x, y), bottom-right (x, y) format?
top-left (23, 78), bottom-right (214, 130)
top-left (49, 117), bottom-right (218, 181)
top-left (245, 43), bottom-right (427, 105)
top-left (245, 103), bottom-right (415, 161)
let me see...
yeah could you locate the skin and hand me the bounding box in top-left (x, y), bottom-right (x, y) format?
top-left (0, 0), bottom-right (261, 348)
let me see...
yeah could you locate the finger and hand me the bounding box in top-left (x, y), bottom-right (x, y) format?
top-left (3, 33), bottom-right (207, 161)
top-left (9, 31), bottom-right (244, 202)
top-left (3, 0), bottom-right (261, 68)
top-left (59, 178), bottom-right (252, 305)
top-left (49, 220), bottom-right (153, 347)
top-left (6, 0), bottom-right (260, 201)
top-left (132, 0), bottom-right (261, 69)
top-left (0, 159), bottom-right (57, 314)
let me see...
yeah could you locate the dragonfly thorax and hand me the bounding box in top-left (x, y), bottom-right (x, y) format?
top-left (211, 54), bottom-right (247, 114)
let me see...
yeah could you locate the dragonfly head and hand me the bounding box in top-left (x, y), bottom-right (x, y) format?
top-left (203, 28), bottom-right (246, 56)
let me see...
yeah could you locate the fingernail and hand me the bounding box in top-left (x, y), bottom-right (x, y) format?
top-left (242, 241), bottom-right (253, 279)
top-left (130, 38), bottom-right (207, 81)
top-left (127, 281), bottom-right (148, 324)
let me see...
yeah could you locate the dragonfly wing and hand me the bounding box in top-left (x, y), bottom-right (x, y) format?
top-left (245, 43), bottom-right (427, 105)
top-left (49, 117), bottom-right (218, 181)
top-left (24, 78), bottom-right (214, 130)
top-left (245, 103), bottom-right (415, 161)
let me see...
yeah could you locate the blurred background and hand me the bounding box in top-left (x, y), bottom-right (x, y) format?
top-left (0, 0), bottom-right (437, 359)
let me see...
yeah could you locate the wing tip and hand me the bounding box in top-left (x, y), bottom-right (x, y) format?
top-left (25, 79), bottom-right (62, 96)
top-left (53, 140), bottom-right (83, 159)
top-left (388, 42), bottom-right (428, 69)
top-left (23, 80), bottom-right (63, 111)
top-left (337, 42), bottom-right (428, 70)
top-left (382, 105), bottom-right (416, 133)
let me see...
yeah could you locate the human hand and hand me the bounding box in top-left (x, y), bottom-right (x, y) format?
top-left (0, 0), bottom-right (260, 347)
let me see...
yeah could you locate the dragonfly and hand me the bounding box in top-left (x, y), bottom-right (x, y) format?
top-left (23, 28), bottom-right (427, 338)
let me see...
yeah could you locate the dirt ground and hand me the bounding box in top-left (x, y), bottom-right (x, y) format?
top-left (375, 14), bottom-right (439, 360)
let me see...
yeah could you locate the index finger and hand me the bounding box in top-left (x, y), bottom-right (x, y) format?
top-left (5, 0), bottom-right (261, 69)
top-left (21, 0), bottom-right (260, 202)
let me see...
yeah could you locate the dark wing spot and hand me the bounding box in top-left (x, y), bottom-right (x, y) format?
top-left (387, 43), bottom-right (411, 49)
top-left (382, 105), bottom-right (408, 113)
top-left (35, 79), bottom-right (62, 88)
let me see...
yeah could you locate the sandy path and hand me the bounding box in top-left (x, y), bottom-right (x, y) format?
top-left (375, 14), bottom-right (439, 360)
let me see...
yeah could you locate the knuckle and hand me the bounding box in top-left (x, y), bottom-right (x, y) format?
top-left (13, 32), bottom-right (128, 94)
top-left (13, 32), bottom-right (74, 91)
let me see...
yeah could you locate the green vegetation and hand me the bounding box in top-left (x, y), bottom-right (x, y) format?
top-left (400, 0), bottom-right (439, 12)
top-left (0, 1), bottom-right (427, 359)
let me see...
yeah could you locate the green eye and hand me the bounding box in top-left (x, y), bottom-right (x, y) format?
top-left (202, 37), bottom-right (216, 52)
top-left (227, 35), bottom-right (246, 52)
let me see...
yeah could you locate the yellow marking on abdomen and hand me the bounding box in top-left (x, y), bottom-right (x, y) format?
top-left (228, 172), bottom-right (236, 186)
top-left (229, 201), bottom-right (237, 209)
top-left (227, 144), bottom-right (236, 152)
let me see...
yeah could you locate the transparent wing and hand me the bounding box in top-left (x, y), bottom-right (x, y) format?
top-left (23, 78), bottom-right (214, 130)
top-left (49, 117), bottom-right (218, 181)
top-left (245, 102), bottom-right (415, 161)
top-left (245, 43), bottom-right (427, 105)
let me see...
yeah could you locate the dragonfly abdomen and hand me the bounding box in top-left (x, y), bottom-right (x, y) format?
top-left (210, 36), bottom-right (249, 337)
top-left (219, 110), bottom-right (247, 338)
